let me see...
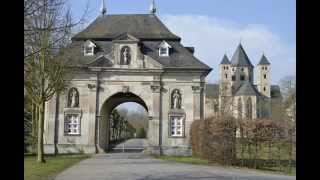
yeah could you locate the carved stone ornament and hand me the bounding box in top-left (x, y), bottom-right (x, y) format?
top-left (150, 85), bottom-right (161, 93)
top-left (191, 86), bottom-right (202, 93)
top-left (68, 88), bottom-right (79, 108)
top-left (171, 89), bottom-right (182, 109)
top-left (122, 86), bottom-right (130, 93)
top-left (120, 46), bottom-right (131, 65)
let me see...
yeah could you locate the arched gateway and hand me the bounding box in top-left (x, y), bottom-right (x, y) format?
top-left (43, 13), bottom-right (211, 156)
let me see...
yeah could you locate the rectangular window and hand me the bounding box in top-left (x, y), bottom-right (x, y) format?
top-left (240, 75), bottom-right (245, 81)
top-left (170, 116), bottom-right (184, 137)
top-left (232, 75), bottom-right (236, 81)
top-left (64, 114), bottom-right (80, 135)
top-left (159, 48), bottom-right (168, 56)
top-left (84, 46), bottom-right (93, 55)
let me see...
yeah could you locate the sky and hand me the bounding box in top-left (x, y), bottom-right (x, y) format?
top-left (68, 0), bottom-right (296, 85)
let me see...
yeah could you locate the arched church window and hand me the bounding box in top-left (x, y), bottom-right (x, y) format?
top-left (238, 97), bottom-right (242, 119)
top-left (245, 97), bottom-right (253, 119)
top-left (68, 88), bottom-right (79, 108)
top-left (171, 89), bottom-right (182, 109)
top-left (264, 74), bottom-right (267, 79)
top-left (225, 74), bottom-right (228, 79)
top-left (120, 46), bottom-right (131, 65)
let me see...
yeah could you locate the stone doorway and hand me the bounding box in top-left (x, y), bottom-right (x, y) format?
top-left (98, 92), bottom-right (149, 153)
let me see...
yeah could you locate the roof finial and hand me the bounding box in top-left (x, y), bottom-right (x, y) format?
top-left (101, 0), bottom-right (107, 15)
top-left (150, 0), bottom-right (156, 14)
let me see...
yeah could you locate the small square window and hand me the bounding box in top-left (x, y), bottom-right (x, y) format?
top-left (240, 75), bottom-right (245, 81)
top-left (84, 46), bottom-right (94, 56)
top-left (159, 48), bottom-right (168, 56)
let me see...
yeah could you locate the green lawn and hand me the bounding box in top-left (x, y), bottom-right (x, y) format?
top-left (24, 154), bottom-right (90, 180)
top-left (155, 155), bottom-right (295, 176)
top-left (155, 155), bottom-right (209, 165)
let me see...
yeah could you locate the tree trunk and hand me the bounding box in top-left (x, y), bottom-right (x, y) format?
top-left (37, 101), bottom-right (45, 163)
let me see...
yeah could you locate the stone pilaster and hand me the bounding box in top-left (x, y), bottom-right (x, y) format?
top-left (192, 85), bottom-right (204, 120)
top-left (147, 84), bottom-right (162, 153)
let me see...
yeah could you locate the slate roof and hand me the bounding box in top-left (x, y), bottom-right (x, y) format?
top-left (235, 82), bottom-right (261, 96)
top-left (64, 14), bottom-right (211, 70)
top-left (141, 41), bottom-right (211, 69)
top-left (220, 54), bottom-right (231, 65)
top-left (270, 85), bottom-right (282, 98)
top-left (204, 83), bottom-right (281, 99)
top-left (205, 84), bottom-right (219, 98)
top-left (230, 44), bottom-right (254, 67)
top-left (72, 14), bottom-right (180, 41)
top-left (258, 54), bottom-right (271, 65)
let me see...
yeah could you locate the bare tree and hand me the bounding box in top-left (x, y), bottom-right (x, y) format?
top-left (24, 0), bottom-right (88, 163)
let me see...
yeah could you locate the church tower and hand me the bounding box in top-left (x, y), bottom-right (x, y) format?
top-left (219, 54), bottom-right (232, 96)
top-left (230, 43), bottom-right (254, 93)
top-left (257, 54), bottom-right (271, 97)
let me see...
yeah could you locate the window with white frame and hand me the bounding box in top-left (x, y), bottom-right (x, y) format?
top-left (84, 46), bottom-right (94, 55)
top-left (170, 116), bottom-right (184, 137)
top-left (83, 40), bottom-right (96, 56)
top-left (158, 41), bottom-right (171, 57)
top-left (64, 114), bottom-right (80, 135)
top-left (159, 47), bottom-right (168, 56)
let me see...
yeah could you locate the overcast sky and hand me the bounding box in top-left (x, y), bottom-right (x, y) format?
top-left (68, 0), bottom-right (296, 85)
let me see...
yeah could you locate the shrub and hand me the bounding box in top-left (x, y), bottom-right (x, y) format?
top-left (190, 116), bottom-right (236, 165)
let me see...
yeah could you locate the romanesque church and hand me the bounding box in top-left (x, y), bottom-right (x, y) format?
top-left (205, 44), bottom-right (282, 120)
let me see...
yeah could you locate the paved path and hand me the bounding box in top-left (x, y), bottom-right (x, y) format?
top-left (54, 152), bottom-right (295, 180)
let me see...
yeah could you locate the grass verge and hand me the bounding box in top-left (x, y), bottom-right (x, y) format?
top-left (24, 154), bottom-right (90, 180)
top-left (155, 155), bottom-right (209, 165)
top-left (155, 155), bottom-right (295, 176)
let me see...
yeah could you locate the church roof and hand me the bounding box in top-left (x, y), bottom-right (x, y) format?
top-left (230, 44), bottom-right (254, 67)
top-left (258, 54), bottom-right (271, 65)
top-left (72, 14), bottom-right (180, 41)
top-left (220, 54), bottom-right (231, 65)
top-left (205, 84), bottom-right (219, 98)
top-left (235, 82), bottom-right (261, 96)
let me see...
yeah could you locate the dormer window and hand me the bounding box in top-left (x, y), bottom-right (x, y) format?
top-left (158, 41), bottom-right (171, 57)
top-left (85, 46), bottom-right (93, 55)
top-left (83, 40), bottom-right (96, 56)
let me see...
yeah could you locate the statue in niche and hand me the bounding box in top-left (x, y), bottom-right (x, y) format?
top-left (120, 46), bottom-right (131, 65)
top-left (171, 89), bottom-right (182, 109)
top-left (68, 88), bottom-right (79, 108)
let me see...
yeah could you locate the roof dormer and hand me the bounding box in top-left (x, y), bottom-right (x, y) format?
top-left (158, 41), bottom-right (171, 57)
top-left (83, 40), bottom-right (96, 56)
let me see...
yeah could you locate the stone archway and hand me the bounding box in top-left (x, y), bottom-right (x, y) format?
top-left (98, 92), bottom-right (149, 152)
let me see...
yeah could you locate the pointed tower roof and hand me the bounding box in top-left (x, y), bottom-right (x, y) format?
top-left (220, 54), bottom-right (231, 65)
top-left (235, 81), bottom-right (260, 96)
top-left (258, 54), bottom-right (271, 65)
top-left (230, 43), bottom-right (254, 67)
